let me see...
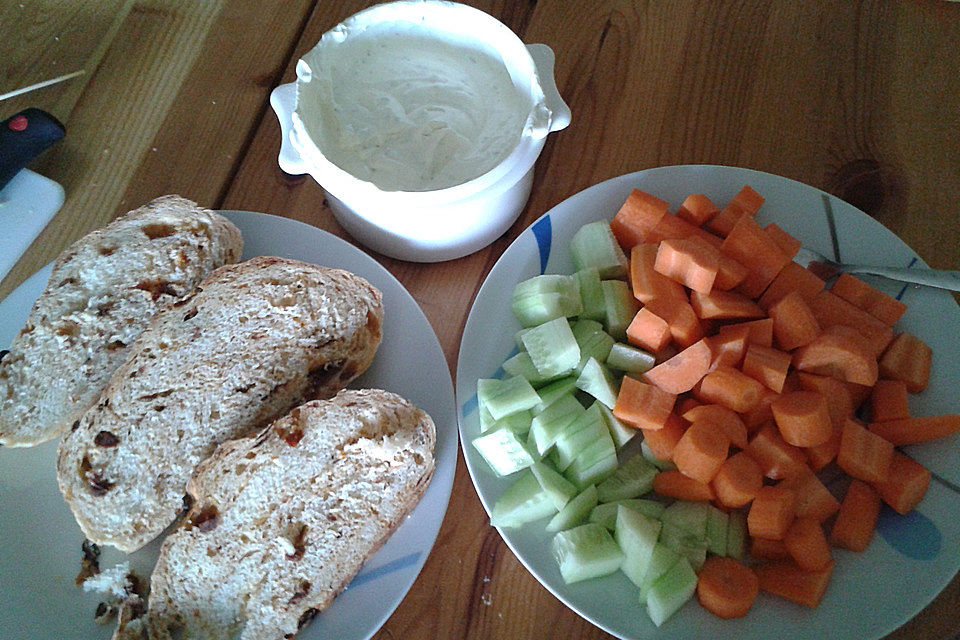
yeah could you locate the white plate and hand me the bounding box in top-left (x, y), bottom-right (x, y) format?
top-left (456, 165), bottom-right (960, 639)
top-left (0, 211), bottom-right (457, 640)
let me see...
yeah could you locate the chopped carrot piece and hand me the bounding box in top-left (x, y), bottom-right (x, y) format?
top-left (756, 560), bottom-right (834, 608)
top-left (690, 290), bottom-right (764, 320)
top-left (722, 216), bottom-right (792, 299)
top-left (707, 185), bottom-right (765, 237)
top-left (706, 331), bottom-right (748, 371)
top-left (742, 343), bottom-right (792, 393)
top-left (758, 262), bottom-right (826, 311)
top-left (712, 451), bottom-right (763, 508)
top-left (640, 412), bottom-right (687, 461)
top-left (673, 421), bottom-right (730, 484)
top-left (643, 339), bottom-right (713, 394)
top-left (714, 254), bottom-right (749, 291)
top-left (872, 452), bottom-right (931, 515)
top-left (802, 426), bottom-right (842, 472)
top-left (745, 423), bottom-right (809, 479)
top-left (646, 297), bottom-right (704, 349)
top-left (697, 557), bottom-right (759, 619)
top-left (725, 318), bottom-right (774, 348)
top-left (830, 273), bottom-right (907, 327)
top-left (626, 307), bottom-right (672, 354)
top-left (809, 291), bottom-right (894, 357)
top-left (748, 485), bottom-right (798, 540)
top-left (837, 418), bottom-right (894, 484)
top-left (792, 325), bottom-right (879, 387)
top-left (868, 415), bottom-right (960, 446)
top-left (796, 373), bottom-right (855, 426)
top-left (649, 213), bottom-right (724, 249)
top-left (655, 237), bottom-right (720, 294)
top-left (682, 404), bottom-right (748, 449)
top-left (870, 380), bottom-right (911, 422)
top-left (653, 469), bottom-right (715, 501)
top-left (629, 244), bottom-right (686, 304)
top-left (831, 480), bottom-right (881, 552)
top-left (783, 517), bottom-right (832, 571)
top-left (741, 388), bottom-right (778, 435)
top-left (610, 189), bottom-right (669, 249)
top-left (763, 223), bottom-right (802, 260)
top-left (697, 366), bottom-right (765, 413)
top-left (677, 397), bottom-right (701, 416)
top-left (768, 291), bottom-right (820, 351)
top-left (879, 332), bottom-right (932, 393)
top-left (846, 380), bottom-right (873, 411)
top-left (771, 391), bottom-right (833, 447)
top-left (778, 470), bottom-right (840, 521)
top-left (751, 537), bottom-right (792, 561)
top-left (677, 194), bottom-right (720, 226)
top-left (613, 376), bottom-right (677, 430)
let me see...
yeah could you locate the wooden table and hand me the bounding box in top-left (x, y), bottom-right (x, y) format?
top-left (3, 1), bottom-right (959, 638)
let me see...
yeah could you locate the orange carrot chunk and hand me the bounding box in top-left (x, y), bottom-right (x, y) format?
top-left (646, 297), bottom-right (704, 349)
top-left (868, 415), bottom-right (960, 446)
top-left (837, 418), bottom-right (894, 484)
top-left (830, 273), bottom-right (907, 327)
top-left (802, 426), bottom-right (842, 472)
top-left (706, 331), bottom-right (749, 371)
top-left (751, 537), bottom-right (792, 561)
top-left (697, 366), bottom-right (766, 414)
top-left (610, 189), bottom-right (669, 250)
top-left (831, 480), bottom-right (881, 552)
top-left (613, 376), bottom-right (677, 430)
top-left (764, 223), bottom-right (802, 260)
top-left (879, 332), bottom-right (932, 393)
top-left (768, 291), bottom-right (821, 351)
top-left (677, 194), bottom-right (721, 227)
top-left (655, 237), bottom-right (721, 294)
top-left (711, 451), bottom-right (763, 508)
top-left (626, 307), bottom-right (672, 354)
top-left (742, 343), bottom-right (792, 394)
top-left (792, 325), bottom-right (879, 387)
top-left (707, 185), bottom-right (765, 238)
top-left (778, 470), bottom-right (840, 522)
top-left (872, 451), bottom-right (931, 515)
top-left (745, 423), bottom-right (809, 480)
top-left (783, 517), bottom-right (832, 571)
top-left (725, 318), bottom-right (774, 348)
top-left (797, 373), bottom-right (855, 426)
top-left (722, 216), bottom-right (792, 299)
top-left (870, 380), bottom-right (911, 423)
top-left (756, 560), bottom-right (834, 608)
top-left (748, 485), bottom-right (798, 540)
top-left (648, 212), bottom-right (724, 249)
top-left (714, 254), bottom-right (750, 291)
top-left (640, 412), bottom-right (687, 461)
top-left (643, 339), bottom-right (713, 394)
top-left (682, 404), bottom-right (749, 449)
top-left (809, 290), bottom-right (894, 357)
top-left (629, 244), bottom-right (687, 304)
top-left (697, 557), bottom-right (760, 619)
top-left (758, 262), bottom-right (826, 311)
top-left (771, 391), bottom-right (833, 447)
top-left (690, 290), bottom-right (765, 320)
top-left (673, 421), bottom-right (730, 484)
top-left (653, 469), bottom-right (715, 501)
top-left (741, 388), bottom-right (779, 435)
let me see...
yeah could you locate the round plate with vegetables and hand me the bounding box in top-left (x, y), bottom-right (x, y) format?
top-left (455, 165), bottom-right (960, 639)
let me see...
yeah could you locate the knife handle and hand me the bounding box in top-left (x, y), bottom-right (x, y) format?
top-left (0, 108), bottom-right (65, 191)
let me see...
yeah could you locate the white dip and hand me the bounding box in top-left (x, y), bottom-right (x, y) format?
top-left (300, 23), bottom-right (531, 192)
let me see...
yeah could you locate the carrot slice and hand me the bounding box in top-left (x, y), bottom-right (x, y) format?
top-left (837, 418), bottom-right (894, 484)
top-left (764, 223), bottom-right (802, 260)
top-left (706, 331), bottom-right (748, 370)
top-left (613, 376), bottom-right (677, 430)
top-left (869, 380), bottom-right (911, 422)
top-left (629, 244), bottom-right (687, 304)
top-left (682, 404), bottom-right (748, 449)
top-left (741, 388), bottom-right (779, 435)
top-left (721, 215), bottom-right (792, 299)
top-left (802, 426), bottom-right (842, 472)
top-left (751, 537), bottom-right (792, 561)
top-left (707, 185), bottom-right (765, 238)
top-left (742, 343), bottom-right (792, 393)
top-left (830, 273), bottom-right (907, 327)
top-left (792, 325), bottom-right (879, 387)
top-left (771, 391), bottom-right (833, 447)
top-left (648, 212), bottom-right (724, 249)
top-left (640, 412), bottom-right (687, 461)
top-left (783, 517), bottom-right (832, 571)
top-left (778, 470), bottom-right (840, 521)
top-left (868, 415), bottom-right (960, 446)
top-left (758, 262), bottom-right (826, 311)
top-left (653, 469), bottom-right (715, 501)
top-left (690, 290), bottom-right (765, 320)
top-left (831, 480), bottom-right (881, 552)
top-left (879, 332), bottom-right (932, 393)
top-left (809, 290), bottom-right (894, 357)
top-left (748, 485), bottom-right (798, 540)
top-left (872, 451), bottom-right (931, 515)
top-left (610, 190), bottom-right (669, 249)
top-left (643, 339), bottom-right (713, 394)
top-left (714, 254), bottom-right (749, 291)
top-left (746, 423), bottom-right (809, 479)
top-left (796, 373), bottom-right (855, 426)
top-left (696, 366), bottom-right (765, 414)
top-left (756, 560), bottom-right (834, 608)
top-left (673, 421), bottom-right (730, 484)
top-left (677, 194), bottom-right (720, 227)
top-left (655, 237), bottom-right (720, 294)
top-left (696, 557), bottom-right (759, 619)
top-left (626, 307), bottom-right (672, 354)
top-left (724, 318), bottom-right (774, 348)
top-left (646, 297), bottom-right (704, 349)
top-left (768, 290), bottom-right (820, 351)
top-left (712, 451), bottom-right (763, 508)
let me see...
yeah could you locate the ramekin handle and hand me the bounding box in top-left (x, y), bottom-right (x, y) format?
top-left (270, 83), bottom-right (310, 175)
top-left (527, 43), bottom-right (571, 133)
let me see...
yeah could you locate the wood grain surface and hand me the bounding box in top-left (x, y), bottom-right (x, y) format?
top-left (2, 1), bottom-right (959, 639)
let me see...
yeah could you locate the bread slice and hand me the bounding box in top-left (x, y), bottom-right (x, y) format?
top-left (57, 257), bottom-right (384, 552)
top-left (146, 389), bottom-right (435, 640)
top-left (0, 195), bottom-right (243, 447)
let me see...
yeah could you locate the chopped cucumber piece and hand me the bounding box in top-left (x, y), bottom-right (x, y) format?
top-left (529, 394), bottom-right (585, 456)
top-left (606, 342), bottom-right (656, 375)
top-left (490, 470), bottom-right (557, 528)
top-left (640, 440), bottom-right (677, 471)
top-left (570, 221), bottom-right (628, 279)
top-left (551, 522), bottom-right (624, 584)
top-left (565, 429), bottom-right (618, 489)
top-left (554, 402), bottom-right (606, 471)
top-left (512, 274), bottom-right (582, 327)
top-left (596, 453), bottom-right (658, 502)
top-left (520, 317), bottom-right (580, 378)
top-left (502, 351), bottom-right (563, 387)
top-left (478, 376), bottom-right (541, 421)
top-left (659, 521), bottom-right (707, 571)
top-left (597, 402), bottom-right (637, 450)
top-left (726, 510), bottom-right (748, 561)
top-left (590, 499), bottom-right (666, 531)
top-left (532, 376), bottom-right (579, 415)
top-left (575, 268), bottom-right (606, 322)
top-left (661, 501), bottom-right (709, 540)
top-left (705, 505), bottom-right (730, 557)
top-left (479, 404), bottom-right (497, 433)
top-left (575, 358), bottom-right (619, 409)
top-left (616, 506), bottom-right (663, 587)
top-left (601, 280), bottom-right (640, 341)
top-left (546, 484), bottom-right (599, 533)
top-left (480, 408), bottom-right (532, 434)
top-left (571, 319), bottom-right (615, 372)
top-left (646, 557), bottom-right (698, 627)
top-left (638, 543), bottom-right (682, 602)
top-left (531, 461), bottom-right (579, 510)
top-left (472, 427), bottom-right (536, 476)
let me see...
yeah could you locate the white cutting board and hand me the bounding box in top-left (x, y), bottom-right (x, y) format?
top-left (0, 169), bottom-right (64, 282)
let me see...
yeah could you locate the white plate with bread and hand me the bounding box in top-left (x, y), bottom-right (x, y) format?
top-left (0, 207), bottom-right (456, 640)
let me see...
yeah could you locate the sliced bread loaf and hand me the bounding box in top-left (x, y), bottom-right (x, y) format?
top-left (146, 389), bottom-right (435, 640)
top-left (0, 195), bottom-right (243, 447)
top-left (56, 256), bottom-right (384, 552)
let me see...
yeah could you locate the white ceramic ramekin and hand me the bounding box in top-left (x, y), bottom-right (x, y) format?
top-left (270, 0), bottom-right (571, 262)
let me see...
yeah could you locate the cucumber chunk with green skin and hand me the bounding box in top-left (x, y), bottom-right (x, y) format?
top-left (532, 376), bottom-right (579, 415)
top-left (726, 510), bottom-right (748, 561)
top-left (596, 453), bottom-right (658, 502)
top-left (551, 522), bottom-right (624, 584)
top-left (565, 429), bottom-right (618, 489)
top-left (597, 402), bottom-right (637, 450)
top-left (616, 506), bottom-right (663, 587)
top-left (606, 342), bottom-right (657, 375)
top-left (472, 427), bottom-right (536, 476)
top-left (512, 274), bottom-right (582, 327)
top-left (601, 280), bottom-right (640, 341)
top-left (490, 470), bottom-right (557, 528)
top-left (531, 461), bottom-right (579, 510)
top-left (529, 394), bottom-right (585, 456)
top-left (575, 358), bottom-right (619, 409)
top-left (571, 319), bottom-right (615, 373)
top-left (554, 403), bottom-right (607, 471)
top-left (480, 408), bottom-right (532, 434)
top-left (478, 376), bottom-right (541, 421)
top-left (546, 484), bottom-right (599, 533)
top-left (661, 501), bottom-right (709, 540)
top-left (502, 351), bottom-right (565, 387)
top-left (646, 557), bottom-right (698, 627)
top-left (705, 505), bottom-right (730, 556)
top-left (640, 440), bottom-right (677, 471)
top-left (570, 221), bottom-right (629, 279)
top-left (575, 268), bottom-right (606, 322)
top-left (520, 317), bottom-right (581, 378)
top-left (638, 543), bottom-right (683, 602)
top-left (590, 499), bottom-right (667, 531)
top-left (659, 521), bottom-right (707, 571)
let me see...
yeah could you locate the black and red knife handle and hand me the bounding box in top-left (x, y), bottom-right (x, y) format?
top-left (0, 108), bottom-right (65, 191)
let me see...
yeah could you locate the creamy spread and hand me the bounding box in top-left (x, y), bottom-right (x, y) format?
top-left (299, 22), bottom-right (532, 192)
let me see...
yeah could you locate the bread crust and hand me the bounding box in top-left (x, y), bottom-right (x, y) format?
top-left (0, 195), bottom-right (243, 447)
top-left (56, 257), bottom-right (384, 552)
top-left (146, 389), bottom-right (435, 640)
